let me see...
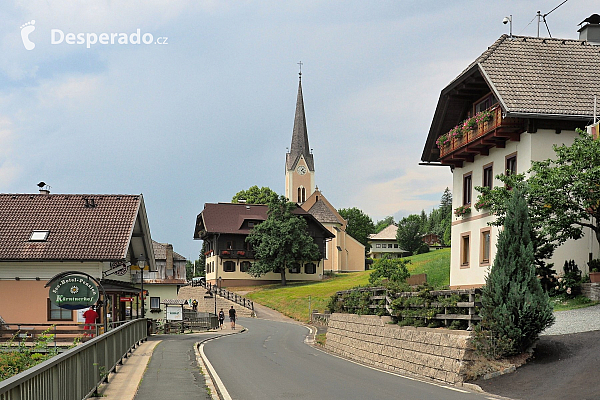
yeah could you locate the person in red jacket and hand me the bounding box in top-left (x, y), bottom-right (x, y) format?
top-left (83, 306), bottom-right (99, 337)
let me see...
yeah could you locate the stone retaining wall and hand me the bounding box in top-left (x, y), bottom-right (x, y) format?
top-left (582, 283), bottom-right (600, 301)
top-left (325, 313), bottom-right (473, 384)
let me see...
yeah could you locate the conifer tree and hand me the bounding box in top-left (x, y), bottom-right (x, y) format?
top-left (479, 189), bottom-right (554, 356)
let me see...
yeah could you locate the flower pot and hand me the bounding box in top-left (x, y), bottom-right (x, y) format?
top-left (590, 272), bottom-right (600, 283)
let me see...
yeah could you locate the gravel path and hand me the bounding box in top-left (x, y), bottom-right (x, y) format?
top-left (541, 303), bottom-right (600, 335)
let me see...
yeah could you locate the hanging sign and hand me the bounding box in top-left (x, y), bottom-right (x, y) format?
top-left (48, 275), bottom-right (99, 310)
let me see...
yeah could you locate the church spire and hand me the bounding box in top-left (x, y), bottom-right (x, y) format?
top-left (286, 69), bottom-right (314, 172)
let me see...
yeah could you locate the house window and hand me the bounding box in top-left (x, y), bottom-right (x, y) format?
top-left (226, 241), bottom-right (234, 250)
top-left (460, 232), bottom-right (470, 267)
top-left (481, 229), bottom-right (491, 265)
top-left (394, 244), bottom-right (399, 248)
top-left (30, 230), bottom-right (50, 241)
top-left (150, 297), bottom-right (160, 310)
top-left (483, 164), bottom-right (493, 189)
top-left (376, 244), bottom-right (381, 248)
top-left (248, 222), bottom-right (255, 228)
top-left (47, 299), bottom-right (72, 321)
top-left (463, 173), bottom-right (472, 205)
top-left (223, 261), bottom-right (235, 272)
top-left (506, 154), bottom-right (517, 176)
top-left (289, 263), bottom-right (300, 274)
top-left (475, 94), bottom-right (497, 113)
top-left (240, 261), bottom-right (251, 272)
top-left (305, 263), bottom-right (316, 274)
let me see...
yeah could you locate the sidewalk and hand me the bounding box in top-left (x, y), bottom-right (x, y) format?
top-left (96, 326), bottom-right (244, 400)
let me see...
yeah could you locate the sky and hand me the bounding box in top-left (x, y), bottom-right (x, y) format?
top-left (1, 0), bottom-right (597, 260)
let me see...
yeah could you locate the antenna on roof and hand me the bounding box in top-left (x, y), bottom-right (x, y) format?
top-left (537, 0), bottom-right (569, 38)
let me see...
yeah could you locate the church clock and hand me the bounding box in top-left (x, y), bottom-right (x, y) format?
top-left (296, 165), bottom-right (307, 175)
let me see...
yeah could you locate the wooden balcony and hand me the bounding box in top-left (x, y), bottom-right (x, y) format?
top-left (438, 105), bottom-right (525, 166)
top-left (220, 249), bottom-right (254, 259)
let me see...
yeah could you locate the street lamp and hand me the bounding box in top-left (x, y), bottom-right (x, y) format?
top-left (139, 255), bottom-right (145, 318)
top-left (214, 276), bottom-right (222, 315)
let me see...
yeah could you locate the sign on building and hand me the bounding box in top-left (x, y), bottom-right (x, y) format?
top-left (166, 305), bottom-right (183, 321)
top-left (48, 275), bottom-right (99, 310)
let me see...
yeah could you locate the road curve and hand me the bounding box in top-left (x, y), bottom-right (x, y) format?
top-left (203, 317), bottom-right (489, 400)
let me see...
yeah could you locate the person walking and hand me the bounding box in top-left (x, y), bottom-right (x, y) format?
top-left (83, 306), bottom-right (99, 337)
top-left (191, 299), bottom-right (198, 312)
top-left (229, 306), bottom-right (236, 329)
top-left (218, 308), bottom-right (225, 329)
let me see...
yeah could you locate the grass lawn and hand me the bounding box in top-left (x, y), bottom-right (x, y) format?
top-left (240, 248), bottom-right (450, 322)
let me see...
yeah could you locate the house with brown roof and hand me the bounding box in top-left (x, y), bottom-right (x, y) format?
top-left (194, 202), bottom-right (334, 286)
top-left (0, 190), bottom-right (155, 326)
top-left (421, 18), bottom-right (600, 288)
top-left (137, 241), bottom-right (187, 320)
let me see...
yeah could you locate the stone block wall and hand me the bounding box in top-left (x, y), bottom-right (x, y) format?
top-left (582, 283), bottom-right (600, 301)
top-left (325, 313), bottom-right (473, 384)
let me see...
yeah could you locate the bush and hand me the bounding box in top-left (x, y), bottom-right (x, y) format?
top-left (416, 243), bottom-right (430, 254)
top-left (368, 255), bottom-right (410, 285)
top-left (552, 260), bottom-right (582, 298)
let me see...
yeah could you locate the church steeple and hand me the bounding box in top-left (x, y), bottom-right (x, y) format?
top-left (286, 74), bottom-right (314, 172)
top-left (285, 67), bottom-right (316, 203)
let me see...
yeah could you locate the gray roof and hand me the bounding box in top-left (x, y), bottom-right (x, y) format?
top-left (152, 240), bottom-right (186, 261)
top-left (422, 34), bottom-right (600, 162)
top-left (285, 77), bottom-right (315, 171)
top-left (368, 224), bottom-right (397, 241)
top-left (306, 199), bottom-right (340, 224)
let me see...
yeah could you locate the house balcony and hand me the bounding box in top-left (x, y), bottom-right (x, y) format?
top-left (438, 105), bottom-right (526, 166)
top-left (220, 249), bottom-right (254, 259)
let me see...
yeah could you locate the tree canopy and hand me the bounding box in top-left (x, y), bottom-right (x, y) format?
top-left (246, 195), bottom-right (321, 285)
top-left (368, 255), bottom-right (410, 286)
top-left (396, 214), bottom-right (423, 255)
top-left (338, 207), bottom-right (375, 251)
top-left (374, 216), bottom-right (395, 233)
top-left (232, 186), bottom-right (279, 204)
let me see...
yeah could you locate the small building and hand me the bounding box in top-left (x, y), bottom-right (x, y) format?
top-left (0, 191), bottom-right (156, 325)
top-left (194, 202), bottom-right (334, 286)
top-left (367, 224), bottom-right (410, 259)
top-left (135, 241), bottom-right (187, 321)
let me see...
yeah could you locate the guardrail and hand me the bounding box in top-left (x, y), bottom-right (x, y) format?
top-left (0, 318), bottom-right (147, 400)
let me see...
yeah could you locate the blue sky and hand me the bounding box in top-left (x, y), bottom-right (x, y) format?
top-left (1, 1), bottom-right (597, 260)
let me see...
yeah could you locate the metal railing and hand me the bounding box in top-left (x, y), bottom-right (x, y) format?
top-left (188, 279), bottom-right (254, 313)
top-left (0, 319), bottom-right (147, 400)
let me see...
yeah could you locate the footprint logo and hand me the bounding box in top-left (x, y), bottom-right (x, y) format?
top-left (20, 20), bottom-right (36, 50)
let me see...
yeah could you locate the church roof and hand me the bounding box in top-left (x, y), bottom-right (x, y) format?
top-left (307, 199), bottom-right (341, 225)
top-left (286, 77), bottom-right (315, 171)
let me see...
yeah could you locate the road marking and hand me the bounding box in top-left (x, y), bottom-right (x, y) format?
top-left (199, 339), bottom-right (233, 400)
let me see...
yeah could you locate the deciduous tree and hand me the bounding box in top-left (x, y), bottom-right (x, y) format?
top-left (338, 207), bottom-right (375, 251)
top-left (246, 196), bottom-right (321, 285)
top-left (396, 214), bottom-right (423, 255)
top-left (232, 185), bottom-right (279, 204)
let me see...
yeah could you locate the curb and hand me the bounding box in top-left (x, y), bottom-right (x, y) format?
top-left (194, 326), bottom-right (247, 400)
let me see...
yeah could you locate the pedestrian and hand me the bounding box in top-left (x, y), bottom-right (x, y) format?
top-left (83, 306), bottom-right (99, 337)
top-left (192, 299), bottom-right (198, 312)
top-left (229, 306), bottom-right (236, 329)
top-left (218, 308), bottom-right (225, 329)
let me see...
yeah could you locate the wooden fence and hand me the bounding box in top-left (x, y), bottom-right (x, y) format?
top-left (332, 287), bottom-right (481, 328)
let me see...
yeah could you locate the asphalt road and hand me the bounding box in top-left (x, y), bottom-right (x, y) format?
top-left (203, 317), bottom-right (490, 400)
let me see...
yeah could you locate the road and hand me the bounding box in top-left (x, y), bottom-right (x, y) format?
top-left (203, 317), bottom-right (491, 400)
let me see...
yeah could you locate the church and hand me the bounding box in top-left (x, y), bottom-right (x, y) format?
top-left (285, 73), bottom-right (365, 273)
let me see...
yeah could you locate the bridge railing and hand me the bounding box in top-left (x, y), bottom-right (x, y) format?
top-left (0, 318), bottom-right (147, 400)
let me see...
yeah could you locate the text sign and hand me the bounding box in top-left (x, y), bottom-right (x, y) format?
top-left (120, 297), bottom-right (133, 302)
top-left (166, 305), bottom-right (183, 321)
top-left (48, 275), bottom-right (99, 310)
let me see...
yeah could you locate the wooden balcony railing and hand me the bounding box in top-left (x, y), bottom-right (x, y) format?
top-left (438, 105), bottom-right (525, 162)
top-left (219, 249), bottom-right (254, 259)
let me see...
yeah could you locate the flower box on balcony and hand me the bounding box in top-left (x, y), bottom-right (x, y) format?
top-left (237, 251), bottom-right (246, 256)
top-left (454, 205), bottom-right (472, 217)
top-left (221, 250), bottom-right (230, 256)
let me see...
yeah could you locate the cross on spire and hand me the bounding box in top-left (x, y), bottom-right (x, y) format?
top-left (298, 61), bottom-right (303, 78)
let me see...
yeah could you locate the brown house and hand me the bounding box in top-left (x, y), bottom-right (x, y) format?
top-left (0, 191), bottom-right (155, 325)
top-left (194, 202), bottom-right (334, 286)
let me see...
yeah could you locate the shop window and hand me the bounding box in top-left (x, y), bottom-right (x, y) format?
top-left (304, 263), bottom-right (316, 274)
top-left (483, 164), bottom-right (493, 189)
top-left (240, 261), bottom-right (251, 272)
top-left (150, 297), bottom-right (160, 310)
top-left (223, 261), bottom-right (236, 272)
top-left (461, 233), bottom-right (471, 267)
top-left (47, 299), bottom-right (72, 321)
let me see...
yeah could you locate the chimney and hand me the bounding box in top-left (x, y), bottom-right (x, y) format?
top-left (166, 244), bottom-right (174, 279)
top-left (39, 189), bottom-right (50, 195)
top-left (578, 14), bottom-right (600, 45)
